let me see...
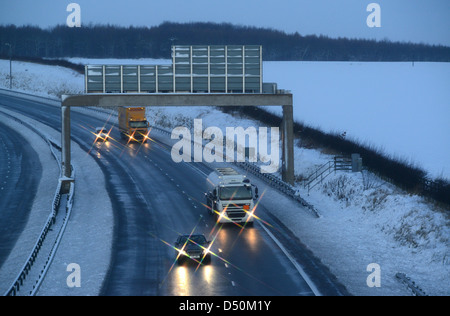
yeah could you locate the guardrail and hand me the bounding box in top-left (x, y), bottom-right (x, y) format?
top-left (395, 273), bottom-right (427, 296)
top-left (303, 161), bottom-right (334, 193)
top-left (4, 181), bottom-right (61, 296)
top-left (303, 156), bottom-right (354, 193)
top-left (236, 161), bottom-right (321, 218)
top-left (30, 167), bottom-right (76, 296)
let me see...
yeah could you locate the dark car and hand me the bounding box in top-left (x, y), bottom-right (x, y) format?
top-left (174, 234), bottom-right (211, 265)
top-left (95, 127), bottom-right (109, 141)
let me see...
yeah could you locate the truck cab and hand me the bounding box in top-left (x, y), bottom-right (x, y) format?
top-left (205, 168), bottom-right (258, 225)
top-left (118, 106), bottom-right (150, 143)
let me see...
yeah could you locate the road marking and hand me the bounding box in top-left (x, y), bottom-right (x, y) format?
top-left (184, 162), bottom-right (208, 177)
top-left (258, 222), bottom-right (322, 297)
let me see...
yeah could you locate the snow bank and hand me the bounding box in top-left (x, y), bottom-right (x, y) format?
top-left (297, 171), bottom-right (449, 296)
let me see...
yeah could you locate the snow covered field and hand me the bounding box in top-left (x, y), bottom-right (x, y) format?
top-left (264, 61), bottom-right (450, 181)
top-left (0, 59), bottom-right (448, 296)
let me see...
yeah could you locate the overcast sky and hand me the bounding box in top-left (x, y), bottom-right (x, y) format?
top-left (0, 0), bottom-right (449, 46)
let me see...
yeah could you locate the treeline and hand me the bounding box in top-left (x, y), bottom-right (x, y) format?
top-left (0, 22), bottom-right (449, 61)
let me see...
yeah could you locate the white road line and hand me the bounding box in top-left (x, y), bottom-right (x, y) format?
top-left (258, 222), bottom-right (322, 297)
top-left (184, 161), bottom-right (209, 178)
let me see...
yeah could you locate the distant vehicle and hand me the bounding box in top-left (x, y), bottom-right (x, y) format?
top-left (118, 106), bottom-right (149, 143)
top-left (95, 127), bottom-right (110, 142)
top-left (205, 167), bottom-right (258, 225)
top-left (174, 234), bottom-right (211, 265)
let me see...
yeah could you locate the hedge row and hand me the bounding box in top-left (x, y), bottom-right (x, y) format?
top-left (0, 55), bottom-right (84, 74)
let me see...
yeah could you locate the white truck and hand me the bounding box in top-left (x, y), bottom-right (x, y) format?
top-left (205, 168), bottom-right (258, 225)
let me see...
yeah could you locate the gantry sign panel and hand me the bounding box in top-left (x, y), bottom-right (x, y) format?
top-left (85, 45), bottom-right (263, 94)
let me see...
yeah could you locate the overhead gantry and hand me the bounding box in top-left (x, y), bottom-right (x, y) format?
top-left (60, 93), bottom-right (295, 184)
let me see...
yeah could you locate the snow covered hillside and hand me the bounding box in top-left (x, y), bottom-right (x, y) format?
top-left (0, 59), bottom-right (84, 98)
top-left (0, 58), bottom-right (448, 295)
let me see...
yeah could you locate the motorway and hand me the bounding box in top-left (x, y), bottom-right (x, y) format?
top-left (0, 92), bottom-right (349, 296)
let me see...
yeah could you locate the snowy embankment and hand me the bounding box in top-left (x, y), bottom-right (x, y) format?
top-left (0, 59), bottom-right (448, 296)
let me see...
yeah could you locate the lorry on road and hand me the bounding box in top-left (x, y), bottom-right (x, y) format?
top-left (118, 106), bottom-right (149, 143)
top-left (205, 168), bottom-right (258, 225)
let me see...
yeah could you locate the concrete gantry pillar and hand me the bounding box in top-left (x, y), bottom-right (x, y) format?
top-left (61, 105), bottom-right (71, 178)
top-left (282, 104), bottom-right (295, 185)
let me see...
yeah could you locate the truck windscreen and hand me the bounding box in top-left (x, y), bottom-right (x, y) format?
top-left (220, 186), bottom-right (253, 200)
top-left (130, 121), bottom-right (148, 128)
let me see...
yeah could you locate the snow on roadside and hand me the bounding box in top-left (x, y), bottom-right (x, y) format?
top-left (37, 132), bottom-right (114, 296)
top-left (1, 59), bottom-right (448, 296)
top-left (295, 171), bottom-right (449, 296)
